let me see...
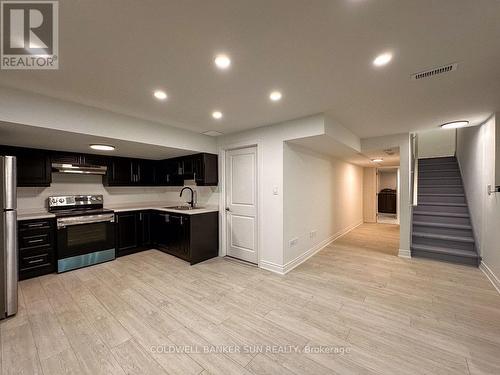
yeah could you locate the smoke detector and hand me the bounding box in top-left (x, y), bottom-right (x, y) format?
top-left (412, 63), bottom-right (458, 80)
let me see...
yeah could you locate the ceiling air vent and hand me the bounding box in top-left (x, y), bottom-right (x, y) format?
top-left (412, 63), bottom-right (458, 80)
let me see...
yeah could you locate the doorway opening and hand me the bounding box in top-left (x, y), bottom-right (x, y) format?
top-left (377, 167), bottom-right (399, 225)
top-left (221, 145), bottom-right (259, 265)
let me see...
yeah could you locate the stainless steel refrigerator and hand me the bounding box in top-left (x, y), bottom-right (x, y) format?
top-left (1, 156), bottom-right (17, 319)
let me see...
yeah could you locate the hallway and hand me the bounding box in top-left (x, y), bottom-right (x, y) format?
top-left (334, 223), bottom-right (400, 256)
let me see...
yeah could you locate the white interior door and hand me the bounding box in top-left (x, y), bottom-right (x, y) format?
top-left (225, 146), bottom-right (258, 264)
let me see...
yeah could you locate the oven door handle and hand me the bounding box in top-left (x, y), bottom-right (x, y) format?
top-left (57, 213), bottom-right (115, 229)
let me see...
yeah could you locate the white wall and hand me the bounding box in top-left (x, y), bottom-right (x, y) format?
top-left (379, 171), bottom-right (397, 191)
top-left (17, 173), bottom-right (219, 211)
top-left (418, 128), bottom-right (456, 159)
top-left (283, 143), bottom-right (363, 264)
top-left (456, 114), bottom-right (500, 284)
top-left (363, 167), bottom-right (377, 223)
top-left (217, 114), bottom-right (327, 271)
top-left (0, 86), bottom-right (216, 154)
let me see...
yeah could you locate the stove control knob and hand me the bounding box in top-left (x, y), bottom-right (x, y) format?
top-left (91, 197), bottom-right (96, 201)
top-left (97, 197), bottom-right (102, 201)
top-left (59, 198), bottom-right (64, 203)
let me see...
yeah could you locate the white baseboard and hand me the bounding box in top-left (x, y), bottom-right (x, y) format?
top-left (260, 220), bottom-right (363, 275)
top-left (259, 260), bottom-right (286, 275)
top-left (398, 248), bottom-right (411, 258)
top-left (480, 261), bottom-right (500, 294)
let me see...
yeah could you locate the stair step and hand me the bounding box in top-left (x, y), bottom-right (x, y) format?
top-left (418, 185), bottom-right (464, 195)
top-left (417, 202), bottom-right (466, 207)
top-left (413, 221), bottom-right (471, 230)
top-left (414, 202), bottom-right (468, 214)
top-left (419, 156), bottom-right (457, 163)
top-left (413, 211), bottom-right (469, 218)
top-left (411, 244), bottom-right (478, 258)
top-left (419, 163), bottom-right (458, 168)
top-left (419, 169), bottom-right (460, 173)
top-left (418, 193), bottom-right (464, 197)
top-left (418, 177), bottom-right (462, 186)
top-left (413, 211), bottom-right (471, 225)
top-left (417, 193), bottom-right (465, 204)
top-left (413, 221), bottom-right (472, 237)
top-left (412, 232), bottom-right (474, 243)
top-left (418, 184), bottom-right (462, 188)
top-left (419, 171), bottom-right (461, 178)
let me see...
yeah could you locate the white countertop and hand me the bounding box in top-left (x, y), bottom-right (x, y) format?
top-left (16, 202), bottom-right (219, 221)
top-left (17, 209), bottom-right (55, 221)
top-left (105, 202), bottom-right (219, 215)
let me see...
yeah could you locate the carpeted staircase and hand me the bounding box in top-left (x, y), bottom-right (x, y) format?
top-left (411, 156), bottom-right (480, 266)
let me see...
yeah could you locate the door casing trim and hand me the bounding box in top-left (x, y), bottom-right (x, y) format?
top-left (218, 141), bottom-right (262, 267)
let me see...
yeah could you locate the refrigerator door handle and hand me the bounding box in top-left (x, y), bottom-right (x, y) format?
top-left (5, 210), bottom-right (18, 317)
top-left (2, 156), bottom-right (16, 210)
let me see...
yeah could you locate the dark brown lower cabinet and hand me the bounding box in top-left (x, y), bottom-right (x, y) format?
top-left (115, 210), bottom-right (152, 257)
top-left (153, 211), bottom-right (218, 265)
top-left (117, 210), bottom-right (218, 265)
top-left (18, 219), bottom-right (56, 280)
top-left (378, 190), bottom-right (397, 214)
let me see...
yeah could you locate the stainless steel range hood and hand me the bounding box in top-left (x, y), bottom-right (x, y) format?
top-left (52, 163), bottom-right (107, 175)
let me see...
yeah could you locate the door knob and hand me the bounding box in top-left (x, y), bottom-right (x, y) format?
top-left (225, 207), bottom-right (230, 212)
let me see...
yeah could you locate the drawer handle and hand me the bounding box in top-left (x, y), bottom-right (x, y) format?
top-left (27, 223), bottom-right (45, 228)
top-left (27, 258), bottom-right (45, 264)
top-left (27, 239), bottom-right (44, 244)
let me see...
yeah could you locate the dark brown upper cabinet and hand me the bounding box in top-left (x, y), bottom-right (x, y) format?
top-left (192, 153), bottom-right (218, 186)
top-left (1, 145), bottom-right (217, 188)
top-left (156, 158), bottom-right (184, 186)
top-left (0, 146), bottom-right (52, 187)
top-left (51, 152), bottom-right (106, 166)
top-left (103, 158), bottom-right (157, 186)
top-left (158, 153), bottom-right (218, 186)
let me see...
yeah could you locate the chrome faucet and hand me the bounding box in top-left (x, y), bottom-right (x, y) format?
top-left (180, 187), bottom-right (195, 208)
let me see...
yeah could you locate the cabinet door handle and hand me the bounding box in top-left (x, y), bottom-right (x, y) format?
top-left (28, 238), bottom-right (44, 244)
top-left (27, 223), bottom-right (44, 228)
top-left (27, 258), bottom-right (45, 264)
top-left (139, 213), bottom-right (143, 221)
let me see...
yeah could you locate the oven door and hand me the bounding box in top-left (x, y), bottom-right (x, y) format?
top-left (57, 213), bottom-right (115, 260)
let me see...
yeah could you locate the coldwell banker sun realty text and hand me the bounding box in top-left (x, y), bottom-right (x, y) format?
top-left (1, 0), bottom-right (58, 69)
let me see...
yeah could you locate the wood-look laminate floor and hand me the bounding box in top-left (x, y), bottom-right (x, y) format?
top-left (2, 223), bottom-right (500, 375)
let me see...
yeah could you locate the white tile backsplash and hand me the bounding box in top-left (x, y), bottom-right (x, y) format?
top-left (17, 173), bottom-right (219, 210)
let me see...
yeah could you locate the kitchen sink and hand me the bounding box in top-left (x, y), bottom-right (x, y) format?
top-left (164, 206), bottom-right (203, 210)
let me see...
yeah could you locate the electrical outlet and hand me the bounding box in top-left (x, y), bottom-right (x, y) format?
top-left (310, 230), bottom-right (317, 239)
top-left (289, 237), bottom-right (298, 247)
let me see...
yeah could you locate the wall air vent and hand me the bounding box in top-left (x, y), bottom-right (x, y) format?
top-left (411, 63), bottom-right (458, 80)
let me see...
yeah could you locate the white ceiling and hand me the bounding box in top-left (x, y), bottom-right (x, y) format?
top-left (0, 121), bottom-right (192, 159)
top-left (0, 0), bottom-right (499, 138)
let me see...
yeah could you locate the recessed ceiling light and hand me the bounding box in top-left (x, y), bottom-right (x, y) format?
top-left (214, 54), bottom-right (231, 69)
top-left (269, 91), bottom-right (282, 101)
top-left (212, 111), bottom-right (223, 119)
top-left (440, 120), bottom-right (470, 129)
top-left (371, 158), bottom-right (383, 162)
top-left (90, 144), bottom-right (115, 151)
top-left (153, 90), bottom-right (167, 100)
top-left (203, 130), bottom-right (224, 137)
top-left (373, 52), bottom-right (393, 67)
